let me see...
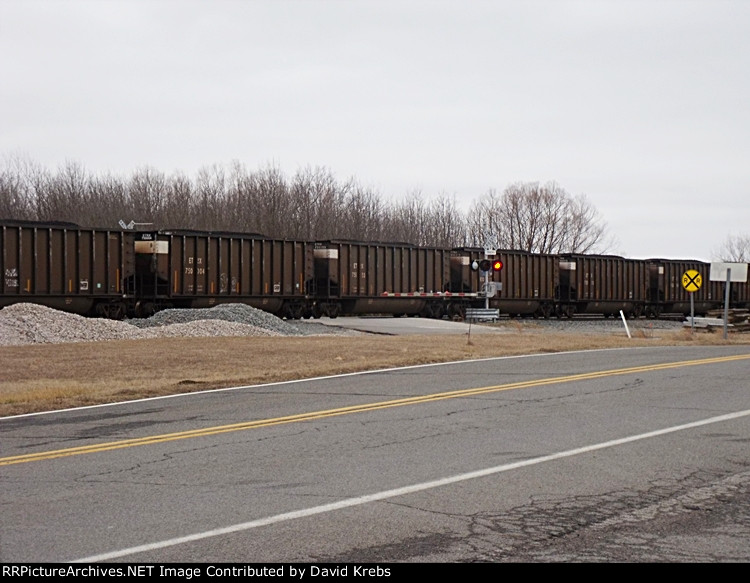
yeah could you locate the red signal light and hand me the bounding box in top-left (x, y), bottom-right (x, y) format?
top-left (492, 260), bottom-right (503, 271)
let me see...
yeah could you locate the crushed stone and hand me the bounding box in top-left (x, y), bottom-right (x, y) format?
top-left (0, 303), bottom-right (361, 346)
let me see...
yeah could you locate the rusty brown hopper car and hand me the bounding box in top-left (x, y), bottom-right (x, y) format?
top-left (452, 247), bottom-right (557, 318)
top-left (724, 264), bottom-right (750, 309)
top-left (0, 220), bottom-right (134, 318)
top-left (494, 249), bottom-right (556, 318)
top-left (312, 240), bottom-right (457, 318)
top-left (555, 254), bottom-right (648, 318)
top-left (133, 230), bottom-right (313, 318)
top-left (646, 259), bottom-right (725, 317)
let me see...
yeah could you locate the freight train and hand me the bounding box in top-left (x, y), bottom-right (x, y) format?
top-left (1, 220), bottom-right (748, 322)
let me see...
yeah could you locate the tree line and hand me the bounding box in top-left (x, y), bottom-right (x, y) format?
top-left (0, 157), bottom-right (615, 254)
top-left (2, 155), bottom-right (746, 259)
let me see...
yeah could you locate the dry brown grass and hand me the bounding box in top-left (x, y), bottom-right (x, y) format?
top-left (1, 326), bottom-right (748, 417)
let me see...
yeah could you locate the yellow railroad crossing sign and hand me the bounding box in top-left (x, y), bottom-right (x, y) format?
top-left (682, 270), bottom-right (702, 292)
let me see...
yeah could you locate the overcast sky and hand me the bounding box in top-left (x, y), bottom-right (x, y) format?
top-left (2, 0), bottom-right (748, 261)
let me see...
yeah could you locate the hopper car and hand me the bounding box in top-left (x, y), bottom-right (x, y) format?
top-left (2, 220), bottom-right (748, 322)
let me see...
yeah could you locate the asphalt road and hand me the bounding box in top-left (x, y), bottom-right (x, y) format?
top-left (1, 345), bottom-right (749, 563)
top-left (312, 315), bottom-right (509, 335)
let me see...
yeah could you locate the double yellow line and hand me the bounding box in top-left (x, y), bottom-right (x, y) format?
top-left (3, 353), bottom-right (748, 466)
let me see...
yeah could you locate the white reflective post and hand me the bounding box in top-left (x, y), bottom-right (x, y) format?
top-left (620, 310), bottom-right (631, 339)
top-left (690, 293), bottom-right (694, 334)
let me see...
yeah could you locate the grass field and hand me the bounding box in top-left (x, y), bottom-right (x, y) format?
top-left (2, 322), bottom-right (748, 417)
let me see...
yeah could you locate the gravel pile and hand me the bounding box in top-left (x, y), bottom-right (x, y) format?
top-left (0, 303), bottom-right (151, 346)
top-left (0, 303), bottom-right (359, 346)
top-left (127, 304), bottom-right (305, 335)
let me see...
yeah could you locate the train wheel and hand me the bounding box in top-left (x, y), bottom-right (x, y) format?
top-left (110, 302), bottom-right (127, 320)
top-left (645, 307), bottom-right (660, 319)
top-left (141, 302), bottom-right (156, 318)
top-left (280, 304), bottom-right (294, 319)
top-left (96, 303), bottom-right (124, 320)
top-left (557, 305), bottom-right (573, 319)
top-left (292, 304), bottom-right (305, 319)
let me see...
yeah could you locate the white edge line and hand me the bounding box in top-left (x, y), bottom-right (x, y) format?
top-left (71, 408), bottom-right (750, 563)
top-left (2, 346), bottom-right (682, 421)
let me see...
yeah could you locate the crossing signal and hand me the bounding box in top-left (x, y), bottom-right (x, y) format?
top-left (472, 258), bottom-right (501, 272)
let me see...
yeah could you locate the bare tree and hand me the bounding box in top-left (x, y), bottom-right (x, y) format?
top-left (28, 161), bottom-right (90, 224)
top-left (126, 167), bottom-right (167, 227)
top-left (561, 192), bottom-right (610, 254)
top-left (425, 193), bottom-right (467, 248)
top-left (252, 164), bottom-right (293, 238)
top-left (469, 182), bottom-right (610, 253)
top-left (193, 164), bottom-right (227, 231)
top-left (160, 172), bottom-right (195, 229)
top-left (314, 172), bottom-right (351, 240)
top-left (0, 154), bottom-right (36, 220)
top-left (713, 234), bottom-right (750, 262)
top-left (289, 166), bottom-right (348, 240)
top-left (225, 161), bottom-right (262, 234)
top-left (341, 182), bottom-right (383, 241)
top-left (85, 172), bottom-right (129, 227)
top-left (384, 190), bottom-right (429, 244)
top-left (383, 192), bottom-right (467, 247)
top-left (465, 189), bottom-right (504, 248)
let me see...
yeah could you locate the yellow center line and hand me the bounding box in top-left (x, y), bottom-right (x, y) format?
top-left (2, 353), bottom-right (748, 466)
